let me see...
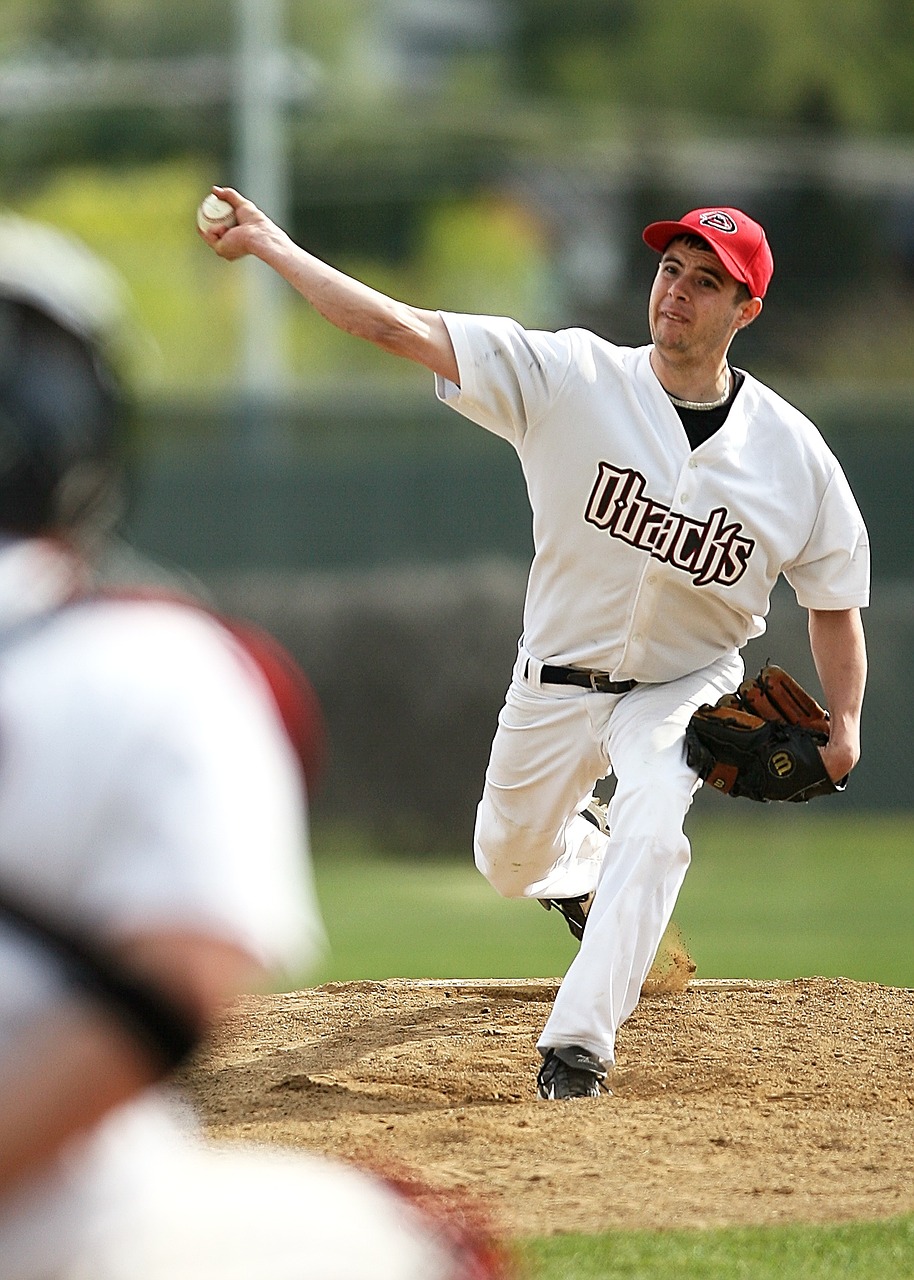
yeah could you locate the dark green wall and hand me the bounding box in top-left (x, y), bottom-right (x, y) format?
top-left (127, 390), bottom-right (910, 577)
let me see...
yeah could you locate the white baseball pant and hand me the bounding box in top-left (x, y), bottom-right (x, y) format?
top-left (473, 646), bottom-right (744, 1066)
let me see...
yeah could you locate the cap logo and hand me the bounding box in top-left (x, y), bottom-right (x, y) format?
top-left (698, 211), bottom-right (738, 235)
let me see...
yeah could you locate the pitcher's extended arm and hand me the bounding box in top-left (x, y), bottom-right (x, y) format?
top-left (198, 186), bottom-right (459, 384)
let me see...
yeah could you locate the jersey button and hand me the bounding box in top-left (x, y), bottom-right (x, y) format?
top-left (680, 492), bottom-right (690, 503)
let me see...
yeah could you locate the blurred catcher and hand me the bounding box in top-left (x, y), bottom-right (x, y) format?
top-left (0, 217), bottom-right (509, 1280)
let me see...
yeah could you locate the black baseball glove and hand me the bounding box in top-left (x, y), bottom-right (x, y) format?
top-left (684, 664), bottom-right (845, 803)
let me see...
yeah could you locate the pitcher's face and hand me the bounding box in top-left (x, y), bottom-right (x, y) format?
top-left (649, 240), bottom-right (757, 365)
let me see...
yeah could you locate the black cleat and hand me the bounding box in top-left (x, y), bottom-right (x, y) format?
top-left (538, 893), bottom-right (593, 941)
top-left (536, 1046), bottom-right (610, 1100)
top-left (580, 797), bottom-right (610, 834)
top-left (537, 799), bottom-right (608, 940)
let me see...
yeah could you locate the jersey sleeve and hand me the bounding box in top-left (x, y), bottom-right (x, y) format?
top-left (783, 464), bottom-right (871, 610)
top-left (434, 312), bottom-right (576, 446)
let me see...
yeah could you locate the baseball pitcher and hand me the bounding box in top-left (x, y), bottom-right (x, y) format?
top-left (200, 192), bottom-right (869, 1101)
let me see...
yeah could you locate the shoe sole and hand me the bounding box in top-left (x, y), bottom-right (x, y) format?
top-left (536, 1086), bottom-right (611, 1100)
top-left (538, 896), bottom-right (592, 942)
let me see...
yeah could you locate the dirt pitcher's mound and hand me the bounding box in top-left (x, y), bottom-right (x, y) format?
top-left (180, 977), bottom-right (914, 1238)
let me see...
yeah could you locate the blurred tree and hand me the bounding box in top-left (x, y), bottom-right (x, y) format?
top-left (5, 0), bottom-right (914, 393)
top-left (508, 0), bottom-right (914, 134)
top-left (2, 0), bottom-right (913, 134)
top-left (6, 0), bottom-right (914, 185)
top-left (0, 0), bottom-right (229, 56)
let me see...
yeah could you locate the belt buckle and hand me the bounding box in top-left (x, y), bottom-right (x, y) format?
top-left (588, 670), bottom-right (605, 692)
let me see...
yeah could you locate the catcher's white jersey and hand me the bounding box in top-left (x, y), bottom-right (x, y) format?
top-left (0, 545), bottom-right (483, 1280)
top-left (0, 538), bottom-right (321, 987)
top-left (0, 537), bottom-right (324, 1278)
top-left (436, 314), bottom-right (870, 682)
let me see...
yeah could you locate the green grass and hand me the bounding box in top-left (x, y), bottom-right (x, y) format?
top-left (516, 1216), bottom-right (914, 1279)
top-left (308, 812), bottom-right (914, 988)
top-left (307, 840), bottom-right (577, 984)
top-left (673, 808), bottom-right (914, 986)
top-left (305, 812), bottom-right (914, 1278)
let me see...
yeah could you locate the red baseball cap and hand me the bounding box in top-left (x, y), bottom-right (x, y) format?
top-left (642, 207), bottom-right (774, 299)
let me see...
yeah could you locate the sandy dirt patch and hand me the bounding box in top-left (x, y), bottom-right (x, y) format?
top-left (179, 974), bottom-right (914, 1238)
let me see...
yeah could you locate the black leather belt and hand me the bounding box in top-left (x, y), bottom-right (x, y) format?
top-left (539, 664), bottom-right (636, 695)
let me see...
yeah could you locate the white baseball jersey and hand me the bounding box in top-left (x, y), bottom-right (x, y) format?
top-left (435, 315), bottom-right (870, 682)
top-left (0, 536), bottom-right (324, 1278)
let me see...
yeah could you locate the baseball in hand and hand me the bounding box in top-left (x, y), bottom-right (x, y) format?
top-left (196, 194), bottom-right (238, 234)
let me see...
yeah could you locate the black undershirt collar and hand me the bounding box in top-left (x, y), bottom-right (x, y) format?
top-left (670, 369), bottom-right (745, 450)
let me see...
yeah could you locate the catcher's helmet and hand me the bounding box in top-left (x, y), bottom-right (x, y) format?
top-left (0, 215), bottom-right (129, 539)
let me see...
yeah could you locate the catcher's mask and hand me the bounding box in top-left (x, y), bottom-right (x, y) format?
top-left (0, 295), bottom-right (126, 540)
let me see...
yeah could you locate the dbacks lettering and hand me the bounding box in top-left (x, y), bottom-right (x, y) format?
top-left (584, 463), bottom-right (755, 587)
